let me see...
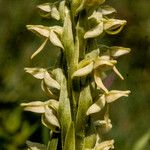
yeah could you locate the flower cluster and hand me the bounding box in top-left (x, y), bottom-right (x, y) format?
top-left (21, 0), bottom-right (131, 150)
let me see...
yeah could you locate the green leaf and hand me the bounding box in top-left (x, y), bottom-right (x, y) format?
top-left (85, 0), bottom-right (105, 7)
top-left (44, 106), bottom-right (60, 128)
top-left (86, 94), bottom-right (105, 115)
top-left (74, 0), bottom-right (86, 16)
top-left (58, 0), bottom-right (66, 20)
top-left (62, 6), bottom-right (74, 69)
top-left (75, 15), bottom-right (87, 63)
top-left (78, 58), bottom-right (93, 69)
top-left (84, 133), bottom-right (97, 149)
top-left (49, 31), bottom-right (64, 49)
top-left (31, 39), bottom-right (48, 59)
top-left (27, 25), bottom-right (50, 37)
top-left (94, 140), bottom-right (114, 150)
top-left (132, 130), bottom-right (150, 150)
top-left (105, 90), bottom-right (131, 103)
top-left (76, 84), bottom-right (93, 150)
top-left (26, 141), bottom-right (46, 150)
top-left (64, 122), bottom-right (75, 150)
top-left (72, 62), bottom-right (94, 78)
top-left (58, 75), bottom-right (71, 147)
top-left (104, 19), bottom-right (127, 35)
top-left (4, 108), bottom-right (21, 134)
top-left (52, 68), bottom-right (65, 85)
top-left (84, 22), bottom-right (103, 39)
top-left (47, 137), bottom-right (58, 150)
top-left (110, 46), bottom-right (131, 58)
top-left (71, 0), bottom-right (82, 16)
top-left (24, 68), bottom-right (46, 79)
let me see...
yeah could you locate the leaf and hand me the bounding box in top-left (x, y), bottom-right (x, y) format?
top-left (37, 3), bottom-right (51, 13)
top-left (76, 84), bottom-right (93, 150)
top-left (44, 106), bottom-right (60, 128)
top-left (74, 0), bottom-right (86, 16)
top-left (84, 22), bottom-right (103, 39)
top-left (27, 25), bottom-right (50, 37)
top-left (24, 68), bottom-right (46, 79)
top-left (84, 134), bottom-right (97, 149)
top-left (4, 109), bottom-right (21, 134)
top-left (110, 46), bottom-right (131, 58)
top-left (85, 0), bottom-right (105, 7)
top-left (49, 30), bottom-right (64, 49)
top-left (132, 130), bottom-right (150, 150)
top-left (94, 70), bottom-right (108, 93)
top-left (31, 39), bottom-right (48, 59)
top-left (58, 76), bottom-right (71, 147)
top-left (104, 19), bottom-right (127, 35)
top-left (58, 0), bottom-right (66, 20)
top-left (72, 62), bottom-right (94, 78)
top-left (21, 101), bottom-right (46, 113)
top-left (94, 140), bottom-right (114, 150)
top-left (71, 0), bottom-right (82, 16)
top-left (86, 95), bottom-right (105, 115)
top-left (64, 122), bottom-right (75, 150)
top-left (51, 5), bottom-right (60, 20)
top-left (47, 137), bottom-right (58, 150)
top-left (62, 6), bottom-right (74, 68)
top-left (26, 141), bottom-right (46, 150)
top-left (74, 15), bottom-right (87, 63)
top-left (83, 122), bottom-right (97, 149)
top-left (105, 90), bottom-right (131, 103)
top-left (78, 58), bottom-right (93, 69)
top-left (52, 68), bottom-right (65, 85)
top-left (100, 5), bottom-right (116, 15)
top-left (43, 71), bottom-right (60, 90)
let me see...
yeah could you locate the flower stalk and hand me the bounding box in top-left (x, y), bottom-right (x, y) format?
top-left (21, 0), bottom-right (131, 150)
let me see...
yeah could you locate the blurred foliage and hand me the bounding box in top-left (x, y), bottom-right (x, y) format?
top-left (0, 0), bottom-right (149, 150)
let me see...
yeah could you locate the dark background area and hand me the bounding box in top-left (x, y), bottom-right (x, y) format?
top-left (0, 0), bottom-right (149, 149)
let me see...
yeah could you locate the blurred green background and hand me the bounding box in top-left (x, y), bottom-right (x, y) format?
top-left (0, 0), bottom-right (149, 150)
